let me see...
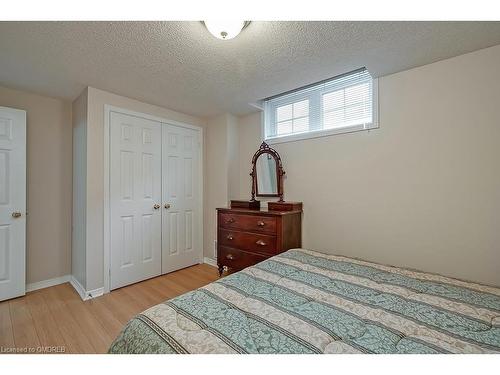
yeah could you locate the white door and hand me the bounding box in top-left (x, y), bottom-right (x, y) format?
top-left (161, 124), bottom-right (202, 273)
top-left (110, 112), bottom-right (162, 289)
top-left (0, 107), bottom-right (26, 301)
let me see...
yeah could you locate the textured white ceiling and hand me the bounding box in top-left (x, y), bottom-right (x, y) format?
top-left (1, 21), bottom-right (500, 117)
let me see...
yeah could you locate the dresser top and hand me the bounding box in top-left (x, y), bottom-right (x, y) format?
top-left (216, 207), bottom-right (302, 216)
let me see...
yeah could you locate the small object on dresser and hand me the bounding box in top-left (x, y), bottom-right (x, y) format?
top-left (230, 200), bottom-right (261, 210)
top-left (267, 201), bottom-right (303, 212)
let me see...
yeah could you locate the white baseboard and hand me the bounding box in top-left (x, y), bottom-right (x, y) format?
top-left (87, 287), bottom-right (104, 299)
top-left (69, 276), bottom-right (86, 300)
top-left (203, 257), bottom-right (217, 267)
top-left (70, 276), bottom-right (104, 301)
top-left (26, 275), bottom-right (71, 292)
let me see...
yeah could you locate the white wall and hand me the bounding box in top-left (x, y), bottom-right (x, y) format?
top-left (226, 114), bottom-right (240, 201)
top-left (0, 85), bottom-right (72, 284)
top-left (203, 114), bottom-right (240, 259)
top-left (71, 88), bottom-right (87, 288)
top-left (236, 45), bottom-right (500, 287)
top-left (204, 115), bottom-right (229, 259)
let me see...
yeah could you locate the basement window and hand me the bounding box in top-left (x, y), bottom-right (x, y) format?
top-left (263, 68), bottom-right (378, 143)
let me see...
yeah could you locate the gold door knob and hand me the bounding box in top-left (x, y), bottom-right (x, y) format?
top-left (226, 218), bottom-right (235, 224)
top-left (153, 204), bottom-right (160, 210)
top-left (226, 254), bottom-right (235, 260)
top-left (226, 234), bottom-right (234, 240)
top-left (164, 203), bottom-right (171, 209)
top-left (12, 212), bottom-right (22, 218)
top-left (256, 240), bottom-right (267, 246)
top-left (257, 221), bottom-right (265, 227)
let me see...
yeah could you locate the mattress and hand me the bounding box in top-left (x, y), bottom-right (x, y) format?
top-left (109, 248), bottom-right (500, 354)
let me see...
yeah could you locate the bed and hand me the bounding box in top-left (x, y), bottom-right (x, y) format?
top-left (109, 248), bottom-right (500, 354)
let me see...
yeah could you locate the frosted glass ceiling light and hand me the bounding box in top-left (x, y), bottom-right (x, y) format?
top-left (204, 21), bottom-right (248, 40)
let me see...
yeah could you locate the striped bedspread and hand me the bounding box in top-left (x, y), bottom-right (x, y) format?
top-left (109, 249), bottom-right (500, 354)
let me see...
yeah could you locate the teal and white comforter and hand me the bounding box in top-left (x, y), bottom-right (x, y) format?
top-left (109, 249), bottom-right (500, 354)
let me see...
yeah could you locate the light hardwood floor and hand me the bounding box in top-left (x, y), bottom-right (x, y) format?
top-left (0, 264), bottom-right (219, 354)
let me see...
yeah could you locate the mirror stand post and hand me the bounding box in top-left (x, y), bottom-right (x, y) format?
top-left (250, 169), bottom-right (256, 202)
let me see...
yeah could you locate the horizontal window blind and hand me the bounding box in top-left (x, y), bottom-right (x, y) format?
top-left (263, 68), bottom-right (375, 141)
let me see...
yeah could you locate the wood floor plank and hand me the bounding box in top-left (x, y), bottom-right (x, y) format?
top-left (41, 284), bottom-right (96, 353)
top-left (197, 264), bottom-right (221, 279)
top-left (167, 270), bottom-right (209, 291)
top-left (155, 274), bottom-right (191, 296)
top-left (9, 297), bottom-right (41, 350)
top-left (24, 290), bottom-right (66, 352)
top-left (138, 280), bottom-right (176, 305)
top-left (104, 288), bottom-right (144, 325)
top-left (0, 301), bottom-right (14, 349)
top-left (185, 267), bottom-right (219, 285)
top-left (85, 297), bottom-right (123, 341)
top-left (1, 264), bottom-right (217, 354)
top-left (160, 279), bottom-right (188, 295)
top-left (146, 278), bottom-right (179, 300)
top-left (131, 279), bottom-right (168, 304)
top-left (53, 284), bottom-right (112, 353)
top-left (194, 264), bottom-right (216, 276)
top-left (123, 283), bottom-right (158, 310)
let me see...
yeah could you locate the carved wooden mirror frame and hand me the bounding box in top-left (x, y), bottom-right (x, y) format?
top-left (250, 142), bottom-right (285, 202)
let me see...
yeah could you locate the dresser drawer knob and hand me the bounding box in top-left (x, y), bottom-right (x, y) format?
top-left (226, 218), bottom-right (235, 224)
top-left (257, 221), bottom-right (265, 227)
top-left (256, 240), bottom-right (267, 246)
top-left (226, 234), bottom-right (234, 240)
top-left (226, 254), bottom-right (235, 260)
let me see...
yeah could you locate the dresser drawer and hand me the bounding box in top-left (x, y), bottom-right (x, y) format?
top-left (218, 246), bottom-right (268, 270)
top-left (219, 212), bottom-right (277, 234)
top-left (219, 228), bottom-right (277, 255)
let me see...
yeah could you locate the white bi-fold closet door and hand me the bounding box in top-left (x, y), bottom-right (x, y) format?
top-left (109, 111), bottom-right (201, 290)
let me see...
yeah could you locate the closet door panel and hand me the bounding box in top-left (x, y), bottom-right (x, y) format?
top-left (162, 124), bottom-right (201, 274)
top-left (110, 112), bottom-right (162, 290)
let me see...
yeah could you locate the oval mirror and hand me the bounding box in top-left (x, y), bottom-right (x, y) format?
top-left (256, 153), bottom-right (278, 195)
top-left (250, 142), bottom-right (285, 202)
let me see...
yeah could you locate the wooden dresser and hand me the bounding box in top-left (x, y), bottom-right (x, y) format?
top-left (216, 204), bottom-right (302, 276)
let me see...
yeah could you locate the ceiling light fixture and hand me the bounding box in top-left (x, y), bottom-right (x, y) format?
top-left (204, 21), bottom-right (249, 40)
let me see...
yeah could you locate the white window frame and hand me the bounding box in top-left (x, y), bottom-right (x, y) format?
top-left (268, 93), bottom-right (312, 137)
top-left (263, 74), bottom-right (379, 145)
